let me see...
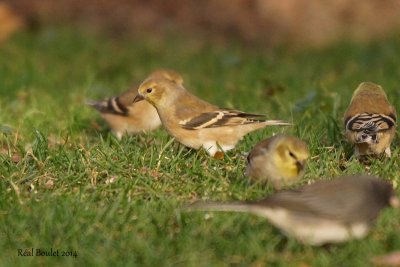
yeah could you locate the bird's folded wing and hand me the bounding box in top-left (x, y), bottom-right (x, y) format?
top-left (246, 138), bottom-right (275, 162)
top-left (255, 183), bottom-right (379, 223)
top-left (180, 109), bottom-right (268, 130)
top-left (345, 113), bottom-right (396, 132)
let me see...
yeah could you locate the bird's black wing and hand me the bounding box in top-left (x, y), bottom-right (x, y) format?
top-left (181, 109), bottom-right (266, 130)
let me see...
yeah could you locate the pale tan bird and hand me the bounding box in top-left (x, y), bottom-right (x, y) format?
top-left (246, 135), bottom-right (309, 189)
top-left (87, 69), bottom-right (183, 139)
top-left (133, 77), bottom-right (290, 156)
top-left (344, 82), bottom-right (397, 157)
top-left (187, 175), bottom-right (399, 246)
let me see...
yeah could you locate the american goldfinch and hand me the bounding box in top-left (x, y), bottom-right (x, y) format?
top-left (245, 135), bottom-right (309, 189)
top-left (344, 82), bottom-right (397, 157)
top-left (187, 175), bottom-right (399, 246)
top-left (87, 69), bottom-right (183, 139)
top-left (133, 77), bottom-right (290, 156)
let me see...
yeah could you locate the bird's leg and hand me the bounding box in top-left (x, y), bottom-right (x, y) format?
top-left (354, 146), bottom-right (360, 157)
top-left (384, 147), bottom-right (392, 158)
top-left (113, 130), bottom-right (123, 140)
top-left (213, 151), bottom-right (225, 160)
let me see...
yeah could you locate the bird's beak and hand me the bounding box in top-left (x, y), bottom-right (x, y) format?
top-left (296, 160), bottom-right (305, 173)
top-left (390, 196), bottom-right (400, 208)
top-left (133, 94), bottom-right (145, 103)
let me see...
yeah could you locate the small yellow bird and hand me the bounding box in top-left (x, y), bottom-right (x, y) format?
top-left (87, 69), bottom-right (183, 139)
top-left (133, 77), bottom-right (290, 156)
top-left (344, 82), bottom-right (397, 157)
top-left (246, 135), bottom-right (309, 189)
top-left (187, 175), bottom-right (399, 246)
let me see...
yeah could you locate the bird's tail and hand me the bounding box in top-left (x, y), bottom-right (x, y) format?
top-left (85, 97), bottom-right (128, 115)
top-left (183, 201), bottom-right (254, 213)
top-left (262, 120), bottom-right (292, 126)
top-left (85, 99), bottom-right (106, 110)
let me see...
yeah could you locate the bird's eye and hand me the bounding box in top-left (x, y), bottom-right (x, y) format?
top-left (289, 151), bottom-right (296, 159)
top-left (146, 88), bottom-right (153, 93)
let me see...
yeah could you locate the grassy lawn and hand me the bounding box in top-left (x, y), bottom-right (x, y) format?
top-left (1, 27), bottom-right (400, 267)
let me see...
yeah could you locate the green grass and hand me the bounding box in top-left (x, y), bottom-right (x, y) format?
top-left (1, 27), bottom-right (400, 267)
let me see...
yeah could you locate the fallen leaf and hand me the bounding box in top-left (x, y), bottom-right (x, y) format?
top-left (372, 251), bottom-right (400, 266)
top-left (11, 154), bottom-right (21, 163)
top-left (44, 180), bottom-right (54, 189)
top-left (105, 175), bottom-right (117, 184)
top-left (213, 151), bottom-right (224, 160)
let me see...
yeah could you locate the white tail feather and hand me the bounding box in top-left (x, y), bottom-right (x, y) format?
top-left (84, 99), bottom-right (100, 106)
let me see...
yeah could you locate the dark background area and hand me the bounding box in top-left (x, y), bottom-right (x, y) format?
top-left (2, 0), bottom-right (400, 47)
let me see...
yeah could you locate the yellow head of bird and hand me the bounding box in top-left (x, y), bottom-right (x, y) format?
top-left (135, 78), bottom-right (182, 107)
top-left (274, 136), bottom-right (309, 179)
top-left (149, 69), bottom-right (184, 85)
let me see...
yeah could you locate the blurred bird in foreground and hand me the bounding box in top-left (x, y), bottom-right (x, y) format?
top-left (344, 82), bottom-right (397, 157)
top-left (246, 135), bottom-right (309, 189)
top-left (186, 175), bottom-right (399, 246)
top-left (87, 69), bottom-right (183, 139)
top-left (133, 77), bottom-right (290, 156)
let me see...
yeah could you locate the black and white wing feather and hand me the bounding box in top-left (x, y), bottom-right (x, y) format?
top-left (345, 113), bottom-right (396, 133)
top-left (86, 97), bottom-right (129, 116)
top-left (180, 110), bottom-right (289, 130)
top-left (345, 112), bottom-right (396, 143)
